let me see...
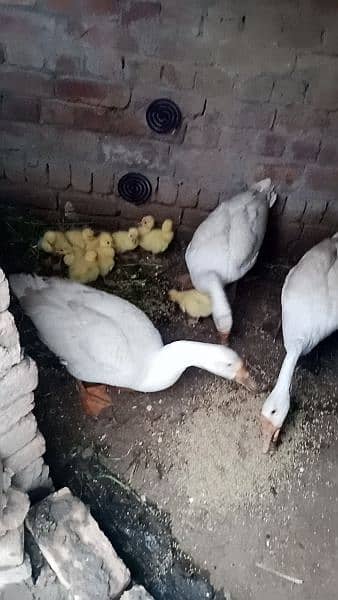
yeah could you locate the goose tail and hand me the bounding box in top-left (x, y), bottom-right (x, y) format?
top-left (250, 178), bottom-right (277, 208)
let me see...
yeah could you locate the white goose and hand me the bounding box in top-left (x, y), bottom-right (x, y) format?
top-left (10, 275), bottom-right (256, 416)
top-left (261, 234), bottom-right (338, 452)
top-left (185, 179), bottom-right (276, 342)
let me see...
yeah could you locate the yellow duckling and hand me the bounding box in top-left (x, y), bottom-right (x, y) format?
top-left (139, 219), bottom-right (174, 254)
top-left (138, 215), bottom-right (155, 238)
top-left (39, 231), bottom-right (73, 256)
top-left (63, 247), bottom-right (99, 284)
top-left (64, 227), bottom-right (94, 249)
top-left (112, 227), bottom-right (139, 253)
top-left (169, 288), bottom-right (212, 319)
top-left (95, 233), bottom-right (116, 277)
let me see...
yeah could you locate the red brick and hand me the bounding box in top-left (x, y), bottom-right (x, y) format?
top-left (283, 191), bottom-right (307, 222)
top-left (73, 104), bottom-right (110, 132)
top-left (123, 57), bottom-right (161, 84)
top-left (1, 96), bottom-right (40, 123)
top-left (0, 182), bottom-right (57, 209)
top-left (161, 62), bottom-right (195, 90)
top-left (255, 162), bottom-right (304, 187)
top-left (177, 181), bottom-right (200, 208)
top-left (25, 160), bottom-right (48, 186)
top-left (48, 161), bottom-right (71, 190)
top-left (39, 0), bottom-right (119, 15)
top-left (301, 193), bottom-right (330, 225)
top-left (234, 75), bottom-right (274, 103)
top-left (290, 138), bottom-right (320, 162)
top-left (55, 54), bottom-right (81, 76)
top-left (55, 77), bottom-right (130, 109)
top-left (81, 22), bottom-right (138, 53)
top-left (208, 98), bottom-right (275, 130)
top-left (306, 79), bottom-right (338, 111)
top-left (181, 207), bottom-right (208, 228)
top-left (255, 132), bottom-right (286, 158)
top-left (216, 41), bottom-right (295, 76)
top-left (318, 140), bottom-right (338, 166)
top-left (92, 167), bottom-right (114, 195)
top-left (60, 190), bottom-right (118, 217)
top-left (218, 127), bottom-right (256, 155)
top-left (184, 116), bottom-right (221, 148)
top-left (40, 99), bottom-right (75, 127)
top-left (197, 188), bottom-right (219, 211)
top-left (275, 105), bottom-right (329, 132)
top-left (100, 136), bottom-right (171, 175)
top-left (305, 165), bottom-right (338, 192)
top-left (195, 68), bottom-right (234, 96)
top-left (122, 2), bottom-right (160, 25)
top-left (155, 176), bottom-right (177, 206)
top-left (271, 79), bottom-right (306, 105)
top-left (0, 69), bottom-right (53, 97)
top-left (0, 0), bottom-right (36, 4)
top-left (157, 27), bottom-right (215, 65)
top-left (3, 155), bottom-right (25, 183)
top-left (71, 163), bottom-right (92, 193)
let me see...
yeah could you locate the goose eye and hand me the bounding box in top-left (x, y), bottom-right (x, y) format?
top-left (271, 409), bottom-right (276, 415)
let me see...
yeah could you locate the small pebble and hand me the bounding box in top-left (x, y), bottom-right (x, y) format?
top-left (146, 405), bottom-right (152, 412)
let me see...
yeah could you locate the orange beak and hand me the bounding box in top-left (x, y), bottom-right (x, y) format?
top-left (234, 364), bottom-right (257, 393)
top-left (261, 415), bottom-right (280, 453)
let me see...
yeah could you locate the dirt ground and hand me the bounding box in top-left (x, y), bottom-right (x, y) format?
top-left (2, 213), bottom-right (338, 600)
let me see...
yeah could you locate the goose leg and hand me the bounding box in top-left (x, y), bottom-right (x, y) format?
top-left (77, 381), bottom-right (112, 417)
top-left (198, 272), bottom-right (233, 343)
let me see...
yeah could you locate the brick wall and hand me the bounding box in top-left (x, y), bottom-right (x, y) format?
top-left (0, 0), bottom-right (338, 258)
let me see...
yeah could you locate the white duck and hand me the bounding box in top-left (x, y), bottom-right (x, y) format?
top-left (261, 234), bottom-right (338, 452)
top-left (9, 275), bottom-right (256, 417)
top-left (185, 179), bottom-right (276, 342)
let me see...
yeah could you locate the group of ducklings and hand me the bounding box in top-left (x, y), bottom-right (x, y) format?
top-left (39, 216), bottom-right (174, 284)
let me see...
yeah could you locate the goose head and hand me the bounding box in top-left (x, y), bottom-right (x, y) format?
top-left (138, 215), bottom-right (155, 235)
top-left (128, 227), bottom-right (139, 246)
top-left (260, 389), bottom-right (290, 453)
top-left (203, 346), bottom-right (257, 391)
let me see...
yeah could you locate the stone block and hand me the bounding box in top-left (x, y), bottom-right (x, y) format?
top-left (0, 487), bottom-right (30, 535)
top-left (92, 167), bottom-right (114, 195)
top-left (198, 189), bottom-right (219, 211)
top-left (0, 525), bottom-right (24, 568)
top-left (0, 394), bottom-right (35, 437)
top-left (0, 413), bottom-right (37, 460)
top-left (194, 67), bottom-right (234, 96)
top-left (4, 432), bottom-right (46, 476)
top-left (0, 358), bottom-right (38, 412)
top-left (0, 271), bottom-right (10, 312)
top-left (26, 487), bottom-right (130, 599)
top-left (121, 585), bottom-right (154, 599)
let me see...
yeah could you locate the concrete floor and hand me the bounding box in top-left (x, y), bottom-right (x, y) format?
top-left (7, 247), bottom-right (338, 600)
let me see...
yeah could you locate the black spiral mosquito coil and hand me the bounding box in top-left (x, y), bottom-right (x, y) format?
top-left (146, 98), bottom-right (182, 134)
top-left (117, 172), bottom-right (152, 205)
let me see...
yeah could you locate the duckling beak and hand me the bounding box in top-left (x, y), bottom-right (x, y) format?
top-left (234, 364), bottom-right (257, 392)
top-left (261, 415), bottom-right (280, 453)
